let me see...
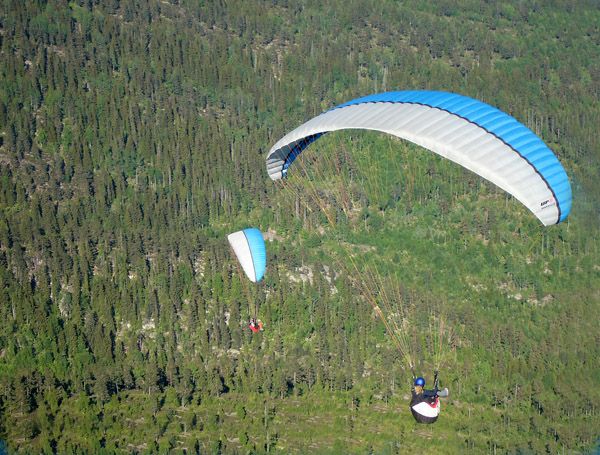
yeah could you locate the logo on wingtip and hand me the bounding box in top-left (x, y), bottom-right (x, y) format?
top-left (540, 197), bottom-right (556, 209)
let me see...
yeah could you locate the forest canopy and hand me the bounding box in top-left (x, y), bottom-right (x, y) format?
top-left (0, 0), bottom-right (599, 453)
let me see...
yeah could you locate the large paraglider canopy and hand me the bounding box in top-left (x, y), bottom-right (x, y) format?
top-left (227, 228), bottom-right (267, 283)
top-left (266, 90), bottom-right (572, 226)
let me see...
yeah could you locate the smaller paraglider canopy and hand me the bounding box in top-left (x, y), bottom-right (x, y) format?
top-left (227, 228), bottom-right (267, 283)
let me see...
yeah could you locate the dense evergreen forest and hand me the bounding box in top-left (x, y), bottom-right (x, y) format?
top-left (1, 0), bottom-right (599, 453)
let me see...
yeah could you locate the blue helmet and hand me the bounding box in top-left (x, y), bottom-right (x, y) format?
top-left (414, 377), bottom-right (425, 387)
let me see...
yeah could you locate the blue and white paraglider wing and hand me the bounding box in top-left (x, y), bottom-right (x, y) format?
top-left (227, 228), bottom-right (267, 283)
top-left (266, 91), bottom-right (572, 226)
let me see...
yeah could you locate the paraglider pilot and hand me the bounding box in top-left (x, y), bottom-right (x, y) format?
top-left (410, 371), bottom-right (449, 424)
top-left (248, 317), bottom-right (264, 333)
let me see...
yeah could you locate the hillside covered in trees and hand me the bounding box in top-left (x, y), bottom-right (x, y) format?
top-left (1, 0), bottom-right (599, 453)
